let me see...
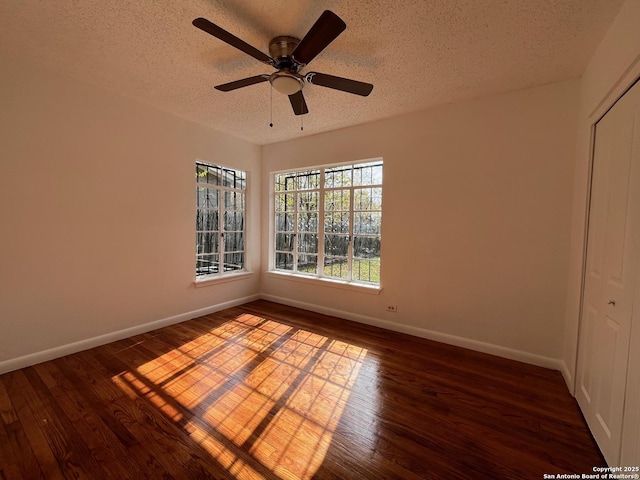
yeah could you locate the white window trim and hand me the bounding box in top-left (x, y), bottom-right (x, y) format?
top-left (194, 271), bottom-right (254, 288)
top-left (269, 158), bottom-right (383, 288)
top-left (265, 270), bottom-right (382, 294)
top-left (195, 162), bottom-right (248, 282)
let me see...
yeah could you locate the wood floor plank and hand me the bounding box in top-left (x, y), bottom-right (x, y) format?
top-left (19, 367), bottom-right (109, 480)
top-left (1, 371), bottom-right (68, 480)
top-left (0, 378), bottom-right (46, 480)
top-left (0, 300), bottom-right (604, 479)
top-left (32, 361), bottom-right (157, 480)
top-left (55, 350), bottom-right (215, 479)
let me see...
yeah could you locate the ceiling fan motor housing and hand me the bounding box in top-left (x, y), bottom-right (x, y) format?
top-left (269, 36), bottom-right (301, 68)
top-left (268, 36), bottom-right (305, 94)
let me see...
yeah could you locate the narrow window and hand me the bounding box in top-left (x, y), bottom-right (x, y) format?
top-left (273, 160), bottom-right (382, 285)
top-left (196, 163), bottom-right (246, 279)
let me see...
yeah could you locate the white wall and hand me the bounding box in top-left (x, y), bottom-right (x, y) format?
top-left (261, 80), bottom-right (579, 367)
top-left (563, 0), bottom-right (640, 391)
top-left (0, 54), bottom-right (262, 371)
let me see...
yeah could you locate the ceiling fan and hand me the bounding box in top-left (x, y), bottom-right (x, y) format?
top-left (192, 10), bottom-right (373, 116)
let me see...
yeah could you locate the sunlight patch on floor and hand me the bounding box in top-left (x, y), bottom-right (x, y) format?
top-left (112, 313), bottom-right (367, 479)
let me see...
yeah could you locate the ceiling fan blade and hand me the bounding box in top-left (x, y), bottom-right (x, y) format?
top-left (214, 75), bottom-right (270, 92)
top-left (288, 91), bottom-right (309, 115)
top-left (193, 18), bottom-right (273, 65)
top-left (291, 10), bottom-right (346, 66)
top-left (306, 72), bottom-right (373, 96)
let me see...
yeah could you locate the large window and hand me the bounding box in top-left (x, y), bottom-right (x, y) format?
top-left (196, 163), bottom-right (246, 279)
top-left (273, 160), bottom-right (382, 285)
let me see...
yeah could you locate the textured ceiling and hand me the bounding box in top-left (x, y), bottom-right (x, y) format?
top-left (0, 0), bottom-right (625, 145)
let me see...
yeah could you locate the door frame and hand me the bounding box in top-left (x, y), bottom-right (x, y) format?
top-left (621, 242), bottom-right (640, 464)
top-left (575, 75), bottom-right (640, 465)
top-left (572, 63), bottom-right (640, 396)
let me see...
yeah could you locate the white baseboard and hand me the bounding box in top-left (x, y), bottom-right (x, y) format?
top-left (0, 294), bottom-right (260, 375)
top-left (260, 294), bottom-right (564, 372)
top-left (0, 292), bottom-right (565, 377)
top-left (560, 360), bottom-right (575, 395)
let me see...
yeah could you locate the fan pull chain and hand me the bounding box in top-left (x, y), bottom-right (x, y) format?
top-left (269, 85), bottom-right (273, 128)
top-left (300, 95), bottom-right (304, 131)
top-left (300, 114), bottom-right (304, 131)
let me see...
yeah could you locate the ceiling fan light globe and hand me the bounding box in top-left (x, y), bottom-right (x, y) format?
top-left (270, 74), bottom-right (303, 95)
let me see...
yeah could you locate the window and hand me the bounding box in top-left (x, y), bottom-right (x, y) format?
top-left (273, 160), bottom-right (382, 285)
top-left (196, 163), bottom-right (246, 279)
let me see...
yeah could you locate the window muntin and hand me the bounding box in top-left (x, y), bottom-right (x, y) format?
top-left (196, 163), bottom-right (246, 278)
top-left (273, 161), bottom-right (382, 285)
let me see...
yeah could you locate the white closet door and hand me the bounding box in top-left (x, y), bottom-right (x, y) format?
top-left (576, 78), bottom-right (640, 465)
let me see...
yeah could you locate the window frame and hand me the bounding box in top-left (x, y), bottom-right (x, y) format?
top-left (270, 159), bottom-right (383, 291)
top-left (195, 162), bottom-right (248, 283)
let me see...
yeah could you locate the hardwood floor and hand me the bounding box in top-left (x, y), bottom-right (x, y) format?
top-left (0, 300), bottom-right (604, 479)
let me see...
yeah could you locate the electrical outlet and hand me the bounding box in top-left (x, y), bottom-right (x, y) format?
top-left (386, 305), bottom-right (397, 312)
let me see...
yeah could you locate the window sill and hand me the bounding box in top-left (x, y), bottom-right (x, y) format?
top-left (266, 271), bottom-right (382, 295)
top-left (194, 271), bottom-right (253, 288)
